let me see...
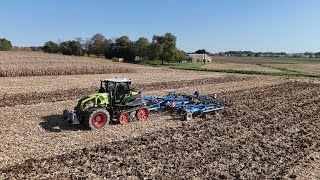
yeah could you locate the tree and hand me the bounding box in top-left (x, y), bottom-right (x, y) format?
top-left (89, 33), bottom-right (111, 56)
top-left (315, 52), bottom-right (320, 58)
top-left (174, 50), bottom-right (186, 64)
top-left (195, 49), bottom-right (208, 54)
top-left (304, 52), bottom-right (313, 56)
top-left (43, 41), bottom-right (59, 53)
top-left (152, 33), bottom-right (177, 64)
top-left (148, 42), bottom-right (163, 60)
top-left (218, 52), bottom-right (224, 56)
top-left (109, 36), bottom-right (136, 62)
top-left (134, 37), bottom-right (150, 59)
top-left (0, 38), bottom-right (12, 51)
top-left (59, 40), bottom-right (83, 56)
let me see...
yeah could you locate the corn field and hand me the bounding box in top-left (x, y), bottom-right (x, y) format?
top-left (0, 51), bottom-right (136, 77)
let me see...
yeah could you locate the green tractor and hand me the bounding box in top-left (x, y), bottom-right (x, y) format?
top-left (63, 78), bottom-right (149, 130)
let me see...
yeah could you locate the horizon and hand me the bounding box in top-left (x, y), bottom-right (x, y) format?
top-left (1, 0), bottom-right (319, 53)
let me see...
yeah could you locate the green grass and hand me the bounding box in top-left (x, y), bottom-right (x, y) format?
top-left (170, 66), bottom-right (320, 78)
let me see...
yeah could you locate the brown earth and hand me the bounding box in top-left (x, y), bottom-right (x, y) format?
top-left (0, 76), bottom-right (253, 107)
top-left (1, 81), bottom-right (320, 179)
top-left (0, 69), bottom-right (219, 95)
top-left (0, 74), bottom-right (275, 169)
top-left (0, 52), bottom-right (319, 179)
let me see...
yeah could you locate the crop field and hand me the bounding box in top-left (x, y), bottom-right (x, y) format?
top-left (0, 52), bottom-right (140, 77)
top-left (0, 52), bottom-right (319, 179)
top-left (265, 63), bottom-right (320, 74)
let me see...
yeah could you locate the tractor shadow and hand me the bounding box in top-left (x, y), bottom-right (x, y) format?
top-left (40, 114), bottom-right (88, 132)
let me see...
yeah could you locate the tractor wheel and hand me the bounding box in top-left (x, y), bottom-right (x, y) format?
top-left (185, 112), bottom-right (193, 121)
top-left (137, 108), bottom-right (149, 121)
top-left (119, 112), bottom-right (129, 125)
top-left (85, 108), bottom-right (110, 130)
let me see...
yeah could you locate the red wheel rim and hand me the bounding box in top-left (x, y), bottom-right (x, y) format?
top-left (137, 108), bottom-right (149, 121)
top-left (92, 113), bottom-right (107, 127)
top-left (119, 112), bottom-right (129, 124)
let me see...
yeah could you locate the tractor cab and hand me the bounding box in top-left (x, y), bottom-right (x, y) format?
top-left (99, 78), bottom-right (141, 106)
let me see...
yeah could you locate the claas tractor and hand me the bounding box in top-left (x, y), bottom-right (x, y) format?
top-left (63, 78), bottom-right (149, 130)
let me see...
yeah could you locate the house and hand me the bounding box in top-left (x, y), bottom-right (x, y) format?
top-left (185, 54), bottom-right (212, 62)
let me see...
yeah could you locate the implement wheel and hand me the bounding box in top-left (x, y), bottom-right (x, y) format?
top-left (119, 112), bottom-right (129, 125)
top-left (85, 108), bottom-right (110, 130)
top-left (137, 108), bottom-right (149, 121)
top-left (185, 112), bottom-right (193, 121)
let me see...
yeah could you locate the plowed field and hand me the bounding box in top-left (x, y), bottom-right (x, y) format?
top-left (0, 52), bottom-right (319, 179)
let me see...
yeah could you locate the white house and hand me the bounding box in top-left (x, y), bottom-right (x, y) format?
top-left (185, 54), bottom-right (212, 62)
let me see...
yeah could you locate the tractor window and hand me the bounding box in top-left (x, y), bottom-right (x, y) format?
top-left (115, 82), bottom-right (129, 104)
top-left (107, 82), bottom-right (116, 93)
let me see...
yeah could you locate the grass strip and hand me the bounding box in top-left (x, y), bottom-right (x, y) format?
top-left (170, 66), bottom-right (320, 78)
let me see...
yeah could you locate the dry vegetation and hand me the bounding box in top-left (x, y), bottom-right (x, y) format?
top-left (266, 63), bottom-right (320, 74)
top-left (0, 51), bottom-right (139, 77)
top-left (0, 52), bottom-right (319, 179)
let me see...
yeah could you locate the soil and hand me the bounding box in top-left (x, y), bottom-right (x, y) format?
top-left (0, 52), bottom-right (319, 179)
top-left (0, 76), bottom-right (253, 107)
top-left (1, 81), bottom-right (319, 179)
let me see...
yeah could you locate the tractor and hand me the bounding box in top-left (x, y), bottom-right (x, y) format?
top-left (63, 78), bottom-right (149, 130)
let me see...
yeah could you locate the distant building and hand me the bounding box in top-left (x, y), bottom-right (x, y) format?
top-left (185, 54), bottom-right (212, 62)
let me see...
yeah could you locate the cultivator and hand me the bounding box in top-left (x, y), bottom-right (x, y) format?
top-left (63, 78), bottom-right (225, 130)
top-left (144, 92), bottom-right (224, 120)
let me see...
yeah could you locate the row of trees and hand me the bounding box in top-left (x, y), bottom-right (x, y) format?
top-left (220, 51), bottom-right (287, 57)
top-left (216, 51), bottom-right (320, 58)
top-left (0, 38), bottom-right (12, 51)
top-left (43, 33), bottom-right (185, 63)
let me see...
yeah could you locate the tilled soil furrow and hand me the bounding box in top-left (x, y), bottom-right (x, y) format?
top-left (1, 81), bottom-right (319, 179)
top-left (0, 76), bottom-right (253, 107)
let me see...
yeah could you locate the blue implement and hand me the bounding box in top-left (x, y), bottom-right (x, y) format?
top-left (143, 92), bottom-right (225, 120)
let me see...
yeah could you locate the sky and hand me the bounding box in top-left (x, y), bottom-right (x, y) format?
top-left (0, 0), bottom-right (319, 53)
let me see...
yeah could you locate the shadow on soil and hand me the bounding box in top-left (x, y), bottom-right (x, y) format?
top-left (40, 112), bottom-right (181, 133)
top-left (40, 115), bottom-right (88, 132)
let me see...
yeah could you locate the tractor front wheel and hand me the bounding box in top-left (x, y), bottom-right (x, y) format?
top-left (85, 108), bottom-right (110, 130)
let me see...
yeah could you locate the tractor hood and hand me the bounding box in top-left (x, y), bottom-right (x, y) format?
top-left (87, 93), bottom-right (108, 98)
top-left (77, 93), bottom-right (109, 112)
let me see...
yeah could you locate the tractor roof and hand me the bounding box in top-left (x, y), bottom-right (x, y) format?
top-left (103, 78), bottom-right (131, 83)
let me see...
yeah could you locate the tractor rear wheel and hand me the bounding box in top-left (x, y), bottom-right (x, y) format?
top-left (85, 108), bottom-right (110, 130)
top-left (137, 108), bottom-right (149, 121)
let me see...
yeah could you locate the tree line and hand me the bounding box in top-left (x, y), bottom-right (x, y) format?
top-left (2, 35), bottom-right (320, 59)
top-left (43, 33), bottom-right (185, 64)
top-left (0, 38), bottom-right (13, 51)
top-left (215, 51), bottom-right (320, 58)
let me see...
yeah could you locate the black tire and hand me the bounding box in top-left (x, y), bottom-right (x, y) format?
top-left (85, 108), bottom-right (110, 130)
top-left (185, 112), bottom-right (193, 121)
